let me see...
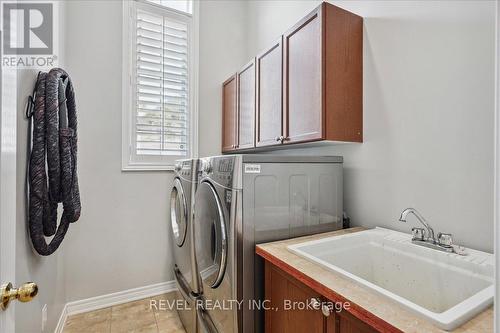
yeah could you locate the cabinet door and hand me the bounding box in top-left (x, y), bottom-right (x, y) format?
top-left (256, 38), bottom-right (283, 147)
top-left (283, 6), bottom-right (324, 144)
top-left (327, 309), bottom-right (378, 333)
top-left (237, 60), bottom-right (256, 150)
top-left (222, 74), bottom-right (237, 152)
top-left (265, 262), bottom-right (324, 333)
top-left (326, 312), bottom-right (337, 333)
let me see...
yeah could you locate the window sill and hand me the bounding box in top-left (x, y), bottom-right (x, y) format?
top-left (121, 164), bottom-right (175, 172)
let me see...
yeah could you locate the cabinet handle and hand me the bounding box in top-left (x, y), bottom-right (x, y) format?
top-left (277, 136), bottom-right (290, 143)
top-left (309, 298), bottom-right (330, 317)
top-left (310, 298), bottom-right (321, 310)
top-left (321, 304), bottom-right (330, 317)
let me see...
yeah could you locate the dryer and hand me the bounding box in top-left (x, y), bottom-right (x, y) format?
top-left (170, 158), bottom-right (200, 333)
top-left (193, 155), bottom-right (343, 333)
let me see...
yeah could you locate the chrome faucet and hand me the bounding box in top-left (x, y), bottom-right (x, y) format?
top-left (398, 208), bottom-right (466, 255)
top-left (399, 208), bottom-right (436, 242)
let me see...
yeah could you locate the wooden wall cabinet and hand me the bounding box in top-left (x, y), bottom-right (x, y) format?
top-left (256, 38), bottom-right (283, 147)
top-left (283, 8), bottom-right (323, 144)
top-left (282, 3), bottom-right (363, 145)
top-left (222, 61), bottom-right (257, 153)
top-left (222, 74), bottom-right (238, 152)
top-left (221, 2), bottom-right (363, 153)
top-left (237, 60), bottom-right (256, 150)
top-left (265, 261), bottom-right (378, 333)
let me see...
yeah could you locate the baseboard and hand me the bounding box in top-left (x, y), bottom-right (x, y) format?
top-left (55, 280), bottom-right (177, 333)
top-left (55, 304), bottom-right (68, 333)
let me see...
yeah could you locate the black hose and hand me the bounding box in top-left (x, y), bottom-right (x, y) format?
top-left (27, 68), bottom-right (81, 256)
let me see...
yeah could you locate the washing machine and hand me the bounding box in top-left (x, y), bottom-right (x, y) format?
top-left (193, 155), bottom-right (343, 333)
top-left (170, 158), bottom-right (200, 333)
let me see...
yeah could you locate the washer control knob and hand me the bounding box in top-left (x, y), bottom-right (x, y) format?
top-left (203, 161), bottom-right (212, 173)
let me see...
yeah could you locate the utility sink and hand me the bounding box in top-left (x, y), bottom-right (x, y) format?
top-left (287, 228), bottom-right (494, 331)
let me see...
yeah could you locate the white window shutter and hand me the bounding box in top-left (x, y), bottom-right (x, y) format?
top-left (134, 8), bottom-right (189, 157)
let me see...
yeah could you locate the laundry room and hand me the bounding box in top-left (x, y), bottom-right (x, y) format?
top-left (0, 1), bottom-right (498, 333)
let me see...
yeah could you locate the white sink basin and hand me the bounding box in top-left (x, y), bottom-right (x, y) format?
top-left (287, 228), bottom-right (493, 331)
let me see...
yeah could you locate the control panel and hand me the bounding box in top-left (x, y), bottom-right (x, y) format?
top-left (218, 158), bottom-right (234, 172)
top-left (200, 157), bottom-right (235, 188)
top-left (174, 160), bottom-right (192, 179)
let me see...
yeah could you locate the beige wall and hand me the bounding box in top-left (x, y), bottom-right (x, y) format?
top-left (244, 0), bottom-right (496, 252)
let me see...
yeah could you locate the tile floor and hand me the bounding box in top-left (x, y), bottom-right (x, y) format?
top-left (63, 292), bottom-right (186, 333)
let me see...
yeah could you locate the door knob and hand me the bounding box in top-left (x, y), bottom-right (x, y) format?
top-left (1, 282), bottom-right (38, 310)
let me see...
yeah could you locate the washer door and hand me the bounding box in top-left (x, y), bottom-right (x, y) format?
top-left (170, 178), bottom-right (188, 247)
top-left (194, 181), bottom-right (227, 289)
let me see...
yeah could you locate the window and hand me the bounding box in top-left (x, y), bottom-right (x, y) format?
top-left (145, 0), bottom-right (192, 14)
top-left (122, 0), bottom-right (198, 170)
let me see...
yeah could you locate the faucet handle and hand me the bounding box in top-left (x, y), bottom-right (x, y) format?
top-left (437, 232), bottom-right (453, 247)
top-left (411, 227), bottom-right (426, 241)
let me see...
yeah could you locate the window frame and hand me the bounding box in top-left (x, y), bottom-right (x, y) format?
top-left (122, 0), bottom-right (199, 171)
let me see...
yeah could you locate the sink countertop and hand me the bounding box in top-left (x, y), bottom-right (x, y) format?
top-left (255, 227), bottom-right (493, 333)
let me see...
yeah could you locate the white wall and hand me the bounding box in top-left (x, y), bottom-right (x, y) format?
top-left (244, 0), bottom-right (496, 252)
top-left (198, 1), bottom-right (248, 157)
top-left (62, 0), bottom-right (247, 302)
top-left (62, 0), bottom-right (171, 301)
top-left (494, 1), bottom-right (499, 330)
top-left (11, 3), bottom-right (494, 330)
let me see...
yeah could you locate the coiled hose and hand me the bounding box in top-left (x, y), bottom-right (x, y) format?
top-left (26, 68), bottom-right (81, 256)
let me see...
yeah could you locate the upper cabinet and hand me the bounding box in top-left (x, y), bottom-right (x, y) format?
top-left (222, 2), bottom-right (363, 153)
top-left (284, 9), bottom-right (323, 143)
top-left (222, 74), bottom-right (238, 152)
top-left (322, 4), bottom-right (363, 142)
top-left (256, 38), bottom-right (283, 147)
top-left (237, 60), bottom-right (256, 150)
